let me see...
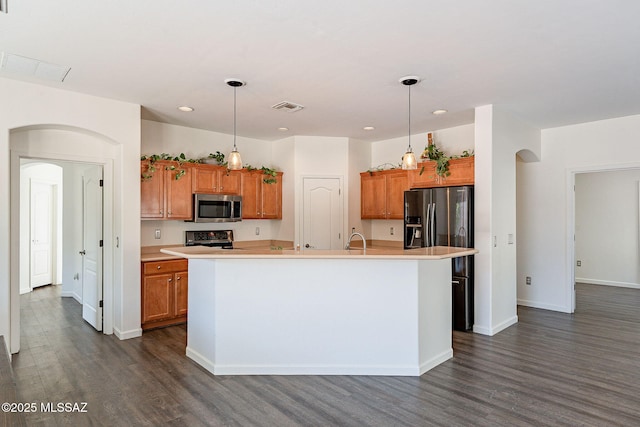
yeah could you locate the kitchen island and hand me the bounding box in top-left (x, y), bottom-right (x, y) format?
top-left (160, 246), bottom-right (477, 376)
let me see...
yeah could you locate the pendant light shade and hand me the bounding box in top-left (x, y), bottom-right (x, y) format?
top-left (400, 76), bottom-right (420, 170)
top-left (225, 78), bottom-right (245, 170)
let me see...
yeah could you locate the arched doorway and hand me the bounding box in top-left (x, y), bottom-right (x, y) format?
top-left (9, 125), bottom-right (117, 352)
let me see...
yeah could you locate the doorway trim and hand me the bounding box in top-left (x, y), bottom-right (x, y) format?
top-left (566, 162), bottom-right (640, 312)
top-left (10, 149), bottom-right (115, 352)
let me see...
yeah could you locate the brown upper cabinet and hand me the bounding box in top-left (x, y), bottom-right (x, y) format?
top-left (192, 164), bottom-right (241, 195)
top-left (361, 157), bottom-right (474, 219)
top-left (360, 170), bottom-right (408, 219)
top-left (409, 156), bottom-right (475, 188)
top-left (141, 160), bottom-right (193, 220)
top-left (141, 161), bottom-right (284, 221)
top-left (241, 170), bottom-right (283, 219)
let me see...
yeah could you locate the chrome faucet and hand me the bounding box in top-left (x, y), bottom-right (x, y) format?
top-left (345, 232), bottom-right (367, 250)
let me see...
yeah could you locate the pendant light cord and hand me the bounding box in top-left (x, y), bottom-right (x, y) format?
top-left (408, 83), bottom-right (412, 151)
top-left (233, 86), bottom-right (237, 150)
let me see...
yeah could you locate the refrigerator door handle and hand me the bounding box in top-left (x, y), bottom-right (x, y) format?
top-left (430, 203), bottom-right (436, 246)
top-left (425, 203), bottom-right (431, 247)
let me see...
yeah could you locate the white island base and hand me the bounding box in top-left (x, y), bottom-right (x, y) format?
top-left (185, 256), bottom-right (454, 376)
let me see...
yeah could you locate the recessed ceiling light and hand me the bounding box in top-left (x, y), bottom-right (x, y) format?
top-left (177, 106), bottom-right (194, 112)
top-left (432, 109), bottom-right (448, 115)
top-left (278, 127), bottom-right (289, 131)
top-left (363, 126), bottom-right (375, 131)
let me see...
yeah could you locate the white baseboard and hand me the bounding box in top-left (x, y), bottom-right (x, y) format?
top-left (185, 346), bottom-right (453, 377)
top-left (113, 326), bottom-right (142, 340)
top-left (60, 291), bottom-right (82, 304)
top-left (517, 299), bottom-right (571, 313)
top-left (473, 315), bottom-right (518, 336)
top-left (576, 278), bottom-right (640, 290)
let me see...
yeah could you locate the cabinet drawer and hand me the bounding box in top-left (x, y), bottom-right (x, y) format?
top-left (143, 259), bottom-right (188, 275)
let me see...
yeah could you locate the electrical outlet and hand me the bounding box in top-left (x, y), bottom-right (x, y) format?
top-left (526, 276), bottom-right (532, 285)
top-left (577, 260), bottom-right (581, 267)
top-left (508, 233), bottom-right (514, 245)
top-left (255, 227), bottom-right (260, 236)
top-left (390, 227), bottom-right (394, 235)
top-left (155, 229), bottom-right (161, 239)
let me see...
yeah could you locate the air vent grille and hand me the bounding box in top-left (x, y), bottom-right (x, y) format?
top-left (271, 101), bottom-right (304, 113)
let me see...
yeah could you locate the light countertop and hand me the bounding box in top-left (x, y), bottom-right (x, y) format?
top-left (159, 245), bottom-right (477, 260)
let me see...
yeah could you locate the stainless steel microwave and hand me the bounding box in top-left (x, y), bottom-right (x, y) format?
top-left (189, 194), bottom-right (242, 223)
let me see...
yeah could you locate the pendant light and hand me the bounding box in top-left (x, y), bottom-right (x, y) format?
top-left (400, 76), bottom-right (420, 170)
top-left (225, 78), bottom-right (245, 170)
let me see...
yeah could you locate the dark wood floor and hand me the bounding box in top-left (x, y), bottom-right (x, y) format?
top-left (10, 283), bottom-right (640, 426)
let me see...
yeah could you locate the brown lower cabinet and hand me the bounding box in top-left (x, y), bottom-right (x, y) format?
top-left (141, 259), bottom-right (188, 330)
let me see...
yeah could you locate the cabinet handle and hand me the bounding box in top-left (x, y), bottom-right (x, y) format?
top-left (168, 278), bottom-right (172, 282)
top-left (176, 276), bottom-right (181, 280)
top-left (157, 265), bottom-right (161, 270)
top-left (160, 210), bottom-right (163, 214)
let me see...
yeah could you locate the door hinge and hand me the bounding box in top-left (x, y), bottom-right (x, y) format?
top-left (99, 300), bottom-right (103, 308)
top-left (99, 240), bottom-right (103, 247)
top-left (339, 188), bottom-right (341, 195)
top-left (99, 179), bottom-right (104, 187)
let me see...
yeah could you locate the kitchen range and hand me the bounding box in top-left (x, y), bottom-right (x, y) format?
top-left (185, 230), bottom-right (235, 249)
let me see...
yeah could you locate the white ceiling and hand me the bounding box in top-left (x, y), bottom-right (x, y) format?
top-left (2, 0), bottom-right (640, 142)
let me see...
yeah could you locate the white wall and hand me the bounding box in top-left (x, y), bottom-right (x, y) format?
top-left (475, 106), bottom-right (541, 336)
top-left (271, 136), bottom-right (296, 242)
top-left (369, 124), bottom-right (476, 242)
top-left (517, 114), bottom-right (640, 312)
top-left (348, 138), bottom-right (372, 238)
top-left (293, 136), bottom-right (349, 248)
top-left (1, 77), bottom-right (141, 354)
top-left (575, 170), bottom-right (640, 288)
top-left (140, 120), bottom-right (281, 246)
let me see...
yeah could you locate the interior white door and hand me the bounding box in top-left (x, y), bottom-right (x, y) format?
top-left (30, 180), bottom-right (54, 289)
top-left (302, 178), bottom-right (343, 250)
top-left (81, 166), bottom-right (103, 331)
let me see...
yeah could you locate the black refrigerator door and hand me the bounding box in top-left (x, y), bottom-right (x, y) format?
top-left (404, 190), bottom-right (429, 248)
top-left (452, 276), bottom-right (473, 331)
top-left (450, 186), bottom-right (473, 248)
top-left (431, 187), bottom-right (449, 246)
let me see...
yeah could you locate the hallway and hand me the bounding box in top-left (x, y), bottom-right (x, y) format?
top-left (10, 283), bottom-right (640, 426)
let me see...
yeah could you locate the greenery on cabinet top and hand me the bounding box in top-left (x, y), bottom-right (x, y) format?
top-left (140, 152), bottom-right (279, 183)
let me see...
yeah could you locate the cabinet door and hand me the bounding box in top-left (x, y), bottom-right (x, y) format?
top-left (409, 162), bottom-right (437, 188)
top-left (361, 173), bottom-right (386, 219)
top-left (192, 166), bottom-right (219, 193)
top-left (165, 167), bottom-right (193, 220)
top-left (219, 170), bottom-right (241, 195)
top-left (141, 163), bottom-right (165, 219)
top-left (386, 172), bottom-right (409, 219)
top-left (439, 157), bottom-right (474, 187)
top-left (261, 173), bottom-right (282, 219)
top-left (174, 271), bottom-right (188, 317)
top-left (142, 274), bottom-right (173, 323)
top-left (240, 171), bottom-right (262, 219)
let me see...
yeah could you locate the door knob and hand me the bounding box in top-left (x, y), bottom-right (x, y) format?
top-left (305, 244), bottom-right (310, 248)
top-left (79, 250), bottom-right (86, 255)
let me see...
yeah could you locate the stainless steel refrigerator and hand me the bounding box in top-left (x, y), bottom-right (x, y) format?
top-left (404, 186), bottom-right (474, 331)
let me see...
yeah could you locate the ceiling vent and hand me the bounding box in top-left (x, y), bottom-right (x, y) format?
top-left (0, 52), bottom-right (71, 82)
top-left (271, 101), bottom-right (304, 113)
